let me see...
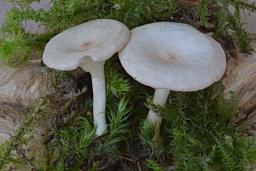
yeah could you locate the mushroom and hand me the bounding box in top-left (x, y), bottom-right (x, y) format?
top-left (43, 19), bottom-right (130, 136)
top-left (119, 22), bottom-right (226, 139)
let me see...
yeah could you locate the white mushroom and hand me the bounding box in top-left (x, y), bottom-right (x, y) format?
top-left (119, 22), bottom-right (226, 139)
top-left (43, 19), bottom-right (130, 136)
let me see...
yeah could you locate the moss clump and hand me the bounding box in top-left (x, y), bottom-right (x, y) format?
top-left (0, 33), bottom-right (30, 67)
top-left (162, 83), bottom-right (256, 171)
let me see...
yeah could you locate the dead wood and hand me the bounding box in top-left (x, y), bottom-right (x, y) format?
top-left (0, 62), bottom-right (52, 106)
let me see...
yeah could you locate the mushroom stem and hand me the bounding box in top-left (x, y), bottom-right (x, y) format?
top-left (81, 60), bottom-right (107, 136)
top-left (91, 62), bottom-right (107, 136)
top-left (147, 88), bottom-right (170, 140)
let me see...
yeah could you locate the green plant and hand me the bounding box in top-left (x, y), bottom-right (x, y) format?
top-left (45, 97), bottom-right (132, 170)
top-left (58, 116), bottom-right (95, 160)
top-left (146, 159), bottom-right (164, 171)
top-left (97, 97), bottom-right (132, 156)
top-left (163, 83), bottom-right (256, 171)
top-left (140, 120), bottom-right (156, 146)
top-left (105, 58), bottom-right (132, 98)
top-left (0, 33), bottom-right (30, 66)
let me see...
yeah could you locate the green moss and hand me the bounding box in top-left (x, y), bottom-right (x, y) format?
top-left (162, 83), bottom-right (256, 171)
top-left (0, 33), bottom-right (30, 66)
top-left (147, 159), bottom-right (165, 171)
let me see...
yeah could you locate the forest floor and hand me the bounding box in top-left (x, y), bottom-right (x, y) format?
top-left (0, 0), bottom-right (256, 171)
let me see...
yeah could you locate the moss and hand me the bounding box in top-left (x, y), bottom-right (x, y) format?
top-left (162, 83), bottom-right (256, 171)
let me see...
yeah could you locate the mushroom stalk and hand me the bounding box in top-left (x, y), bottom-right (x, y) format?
top-left (147, 88), bottom-right (170, 139)
top-left (81, 61), bottom-right (107, 136)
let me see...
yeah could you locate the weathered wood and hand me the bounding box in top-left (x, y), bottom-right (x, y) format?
top-left (223, 45), bottom-right (256, 107)
top-left (0, 0), bottom-right (52, 144)
top-left (0, 62), bottom-right (52, 143)
top-left (0, 102), bottom-right (27, 144)
top-left (0, 62), bottom-right (51, 105)
top-left (223, 44), bottom-right (256, 101)
top-left (222, 42), bottom-right (256, 134)
top-left (223, 5), bottom-right (256, 133)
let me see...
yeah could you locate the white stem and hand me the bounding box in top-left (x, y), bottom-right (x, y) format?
top-left (147, 88), bottom-right (170, 139)
top-left (91, 73), bottom-right (107, 136)
top-left (80, 59), bottom-right (107, 136)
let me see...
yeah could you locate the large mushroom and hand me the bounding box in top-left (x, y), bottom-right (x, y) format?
top-left (119, 22), bottom-right (226, 139)
top-left (43, 19), bottom-right (130, 136)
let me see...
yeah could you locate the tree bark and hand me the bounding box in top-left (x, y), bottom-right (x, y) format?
top-left (0, 62), bottom-right (52, 143)
top-left (223, 5), bottom-right (256, 134)
top-left (222, 43), bottom-right (256, 134)
top-left (0, 62), bottom-right (51, 105)
top-left (0, 102), bottom-right (27, 144)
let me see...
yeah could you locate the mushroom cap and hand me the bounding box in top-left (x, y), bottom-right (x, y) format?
top-left (119, 22), bottom-right (226, 92)
top-left (43, 19), bottom-right (130, 70)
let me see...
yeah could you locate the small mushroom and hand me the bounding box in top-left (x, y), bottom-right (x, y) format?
top-left (119, 22), bottom-right (226, 139)
top-left (43, 19), bottom-right (130, 136)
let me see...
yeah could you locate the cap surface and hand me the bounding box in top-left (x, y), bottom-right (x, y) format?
top-left (119, 22), bottom-right (226, 91)
top-left (43, 19), bottom-right (130, 70)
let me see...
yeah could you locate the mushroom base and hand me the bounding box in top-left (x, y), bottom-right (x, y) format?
top-left (147, 88), bottom-right (170, 141)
